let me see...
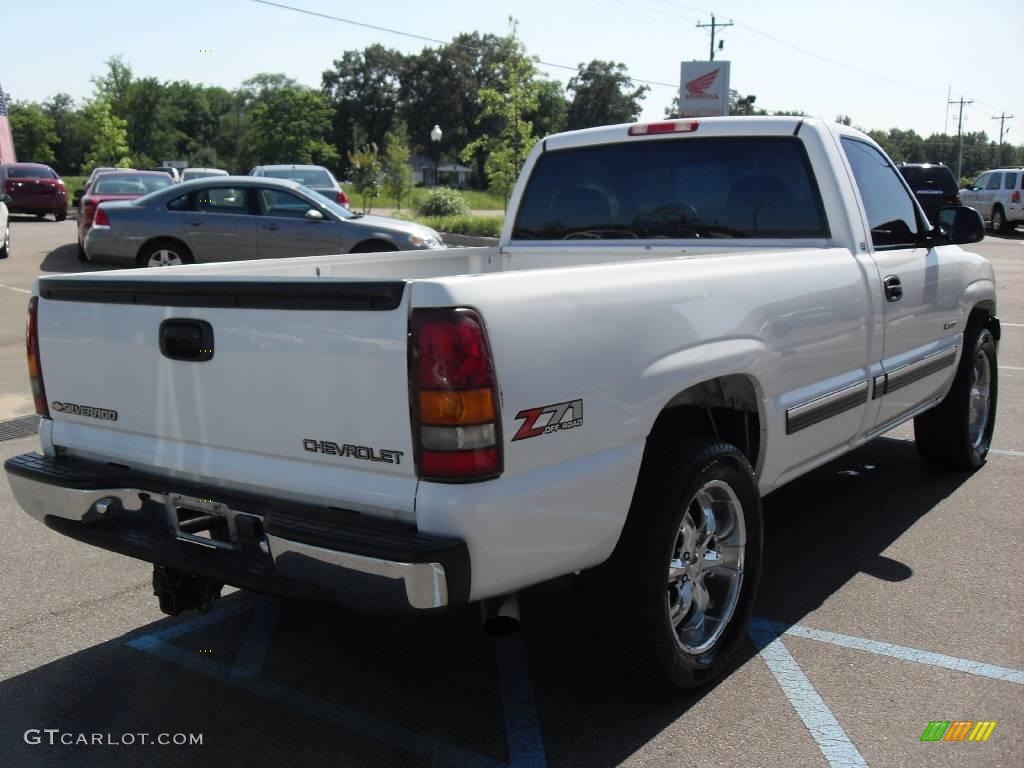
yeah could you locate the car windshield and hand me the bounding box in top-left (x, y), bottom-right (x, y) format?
top-left (262, 168), bottom-right (333, 186)
top-left (94, 174), bottom-right (172, 195)
top-left (512, 136), bottom-right (829, 240)
top-left (8, 165), bottom-right (56, 179)
top-left (294, 184), bottom-right (353, 219)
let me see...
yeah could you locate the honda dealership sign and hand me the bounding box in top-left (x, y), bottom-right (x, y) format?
top-left (678, 61), bottom-right (730, 118)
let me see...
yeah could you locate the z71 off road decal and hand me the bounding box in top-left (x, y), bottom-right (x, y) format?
top-left (513, 399), bottom-right (583, 441)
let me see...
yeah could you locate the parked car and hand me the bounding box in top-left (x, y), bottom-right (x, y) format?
top-left (895, 163), bottom-right (959, 224)
top-left (181, 167), bottom-right (229, 182)
top-left (0, 192), bottom-right (9, 258)
top-left (249, 164), bottom-right (350, 207)
top-left (149, 167), bottom-right (181, 183)
top-left (77, 171), bottom-right (176, 260)
top-left (77, 167), bottom-right (135, 208)
top-left (84, 176), bottom-right (443, 267)
top-left (0, 163), bottom-right (68, 220)
top-left (8, 118), bottom-right (996, 692)
top-left (959, 167), bottom-right (1024, 233)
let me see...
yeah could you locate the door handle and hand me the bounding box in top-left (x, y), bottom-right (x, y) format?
top-left (883, 275), bottom-right (903, 302)
top-left (262, 223), bottom-right (280, 231)
top-left (160, 320), bottom-right (214, 362)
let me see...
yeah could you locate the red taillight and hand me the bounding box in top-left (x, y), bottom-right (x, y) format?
top-left (1013, 191), bottom-right (1021, 204)
top-left (628, 120), bottom-right (699, 136)
top-left (336, 189), bottom-right (349, 206)
top-left (94, 206), bottom-right (110, 226)
top-left (82, 200), bottom-right (96, 224)
top-left (410, 308), bottom-right (502, 481)
top-left (27, 297), bottom-right (49, 418)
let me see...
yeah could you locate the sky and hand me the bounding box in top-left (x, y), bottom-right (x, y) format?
top-left (2, 0), bottom-right (1021, 143)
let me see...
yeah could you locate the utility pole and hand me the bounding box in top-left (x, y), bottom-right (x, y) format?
top-left (696, 14), bottom-right (733, 61)
top-left (991, 113), bottom-right (1014, 166)
top-left (948, 96), bottom-right (973, 182)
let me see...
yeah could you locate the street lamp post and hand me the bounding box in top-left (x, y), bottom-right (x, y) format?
top-left (430, 124), bottom-right (442, 187)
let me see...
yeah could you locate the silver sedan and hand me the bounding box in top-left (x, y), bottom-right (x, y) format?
top-left (83, 176), bottom-right (445, 267)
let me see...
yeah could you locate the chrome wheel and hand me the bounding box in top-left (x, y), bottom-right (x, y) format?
top-left (148, 249), bottom-right (183, 267)
top-left (991, 209), bottom-right (1004, 232)
top-left (968, 346), bottom-right (991, 450)
top-left (667, 479), bottom-right (746, 655)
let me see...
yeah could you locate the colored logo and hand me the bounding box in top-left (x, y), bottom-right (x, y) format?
top-left (920, 721), bottom-right (996, 742)
top-left (685, 69), bottom-right (720, 99)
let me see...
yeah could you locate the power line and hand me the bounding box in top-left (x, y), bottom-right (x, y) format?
top-left (248, 0), bottom-right (680, 89)
top-left (949, 96), bottom-right (974, 181)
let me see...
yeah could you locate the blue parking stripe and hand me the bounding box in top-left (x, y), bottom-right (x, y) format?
top-left (752, 618), bottom-right (1024, 684)
top-left (494, 635), bottom-right (548, 768)
top-left (127, 634), bottom-right (504, 768)
top-left (231, 598), bottom-right (279, 677)
top-left (138, 597), bottom-right (254, 643)
top-left (749, 625), bottom-right (868, 768)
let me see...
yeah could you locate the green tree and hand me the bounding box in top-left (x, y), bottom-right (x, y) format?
top-left (91, 55), bottom-right (134, 120)
top-left (8, 102), bottom-right (58, 165)
top-left (460, 21), bottom-right (541, 202)
top-left (382, 121), bottom-right (414, 210)
top-left (566, 60), bottom-right (648, 130)
top-left (44, 94), bottom-right (89, 175)
top-left (530, 80), bottom-right (569, 138)
top-left (241, 83), bottom-right (339, 169)
top-left (125, 77), bottom-right (183, 165)
top-left (80, 100), bottom-right (132, 171)
top-left (348, 143), bottom-right (382, 213)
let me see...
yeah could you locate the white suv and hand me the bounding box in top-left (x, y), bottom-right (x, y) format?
top-left (960, 167), bottom-right (1024, 233)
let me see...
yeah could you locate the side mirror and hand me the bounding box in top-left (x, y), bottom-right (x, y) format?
top-left (936, 206), bottom-right (984, 245)
top-left (305, 208), bottom-right (324, 221)
top-left (0, 192), bottom-right (10, 204)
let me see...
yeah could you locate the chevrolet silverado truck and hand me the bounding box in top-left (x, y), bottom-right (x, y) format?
top-left (4, 117), bottom-right (999, 690)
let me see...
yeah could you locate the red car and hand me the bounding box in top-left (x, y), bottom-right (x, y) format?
top-left (77, 170), bottom-right (174, 259)
top-left (0, 163), bottom-right (68, 221)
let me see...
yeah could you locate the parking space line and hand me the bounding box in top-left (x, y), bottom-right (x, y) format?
top-left (1001, 365), bottom-right (1024, 371)
top-left (752, 619), bottom-right (1024, 685)
top-left (749, 625), bottom-right (868, 768)
top-left (494, 636), bottom-right (548, 768)
top-left (0, 283), bottom-right (31, 295)
top-left (1001, 322), bottom-right (1024, 328)
top-left (989, 448), bottom-right (1024, 458)
top-left (143, 598), bottom-right (254, 642)
top-left (231, 598), bottom-right (280, 677)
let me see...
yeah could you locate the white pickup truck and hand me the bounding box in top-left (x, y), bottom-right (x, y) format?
top-left (5, 117), bottom-right (999, 689)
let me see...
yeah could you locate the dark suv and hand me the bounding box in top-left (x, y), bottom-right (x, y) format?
top-left (896, 163), bottom-right (959, 225)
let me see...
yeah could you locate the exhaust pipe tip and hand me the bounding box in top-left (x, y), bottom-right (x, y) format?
top-left (481, 593), bottom-right (520, 637)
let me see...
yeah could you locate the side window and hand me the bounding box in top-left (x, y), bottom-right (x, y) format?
top-left (985, 173), bottom-right (1003, 191)
top-left (972, 173), bottom-right (990, 191)
top-left (197, 187), bottom-right (250, 214)
top-left (840, 138), bottom-right (919, 249)
top-left (1003, 173), bottom-right (1018, 190)
top-left (258, 188), bottom-right (315, 219)
top-left (166, 192), bottom-right (194, 212)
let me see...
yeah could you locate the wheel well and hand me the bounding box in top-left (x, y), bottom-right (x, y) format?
top-left (968, 301), bottom-right (999, 340)
top-left (350, 238), bottom-right (398, 254)
top-left (649, 375), bottom-right (763, 473)
top-left (138, 236), bottom-right (191, 261)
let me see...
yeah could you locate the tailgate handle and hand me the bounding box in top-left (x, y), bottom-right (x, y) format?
top-left (160, 320), bottom-right (214, 362)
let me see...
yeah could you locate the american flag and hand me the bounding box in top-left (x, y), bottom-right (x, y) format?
top-left (0, 83), bottom-right (16, 164)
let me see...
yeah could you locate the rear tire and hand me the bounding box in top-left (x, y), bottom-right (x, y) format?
top-left (77, 239), bottom-right (88, 262)
top-left (137, 239), bottom-right (194, 268)
top-left (36, 213), bottom-right (46, 221)
top-left (55, 209), bottom-right (67, 222)
top-left (991, 207), bottom-right (1009, 235)
top-left (914, 323), bottom-right (997, 470)
top-left (581, 436), bottom-right (762, 690)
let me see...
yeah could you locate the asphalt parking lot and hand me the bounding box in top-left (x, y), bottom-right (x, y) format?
top-left (0, 218), bottom-right (1021, 767)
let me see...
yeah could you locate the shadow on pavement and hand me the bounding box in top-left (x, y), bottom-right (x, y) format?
top-left (0, 437), bottom-right (972, 767)
top-left (39, 243), bottom-right (115, 274)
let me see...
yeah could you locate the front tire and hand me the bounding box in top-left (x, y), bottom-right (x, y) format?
top-left (914, 323), bottom-right (997, 470)
top-left (991, 207), bottom-right (1009, 235)
top-left (582, 436), bottom-right (762, 690)
top-left (55, 209), bottom-right (67, 222)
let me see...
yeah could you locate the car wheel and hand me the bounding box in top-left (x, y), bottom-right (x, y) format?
top-left (77, 239), bottom-right (88, 263)
top-left (55, 209), bottom-right (67, 222)
top-left (581, 436), bottom-right (762, 689)
top-left (0, 224), bottom-right (9, 259)
top-left (137, 240), bottom-right (194, 268)
top-left (991, 207), bottom-right (1008, 235)
top-left (36, 213), bottom-right (46, 221)
top-left (914, 322), bottom-right (998, 470)
top-left (349, 239), bottom-right (399, 254)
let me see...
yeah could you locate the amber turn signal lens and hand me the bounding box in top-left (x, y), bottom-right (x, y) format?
top-left (419, 388), bottom-right (494, 426)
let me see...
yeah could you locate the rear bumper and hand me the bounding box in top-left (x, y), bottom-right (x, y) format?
top-left (4, 452), bottom-right (469, 613)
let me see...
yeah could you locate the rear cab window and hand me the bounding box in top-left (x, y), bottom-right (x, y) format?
top-left (511, 137), bottom-right (830, 241)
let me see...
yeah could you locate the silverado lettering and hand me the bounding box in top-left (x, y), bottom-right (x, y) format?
top-left (303, 439), bottom-right (404, 465)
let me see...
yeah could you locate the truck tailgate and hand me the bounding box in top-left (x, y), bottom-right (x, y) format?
top-left (35, 277), bottom-right (417, 521)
